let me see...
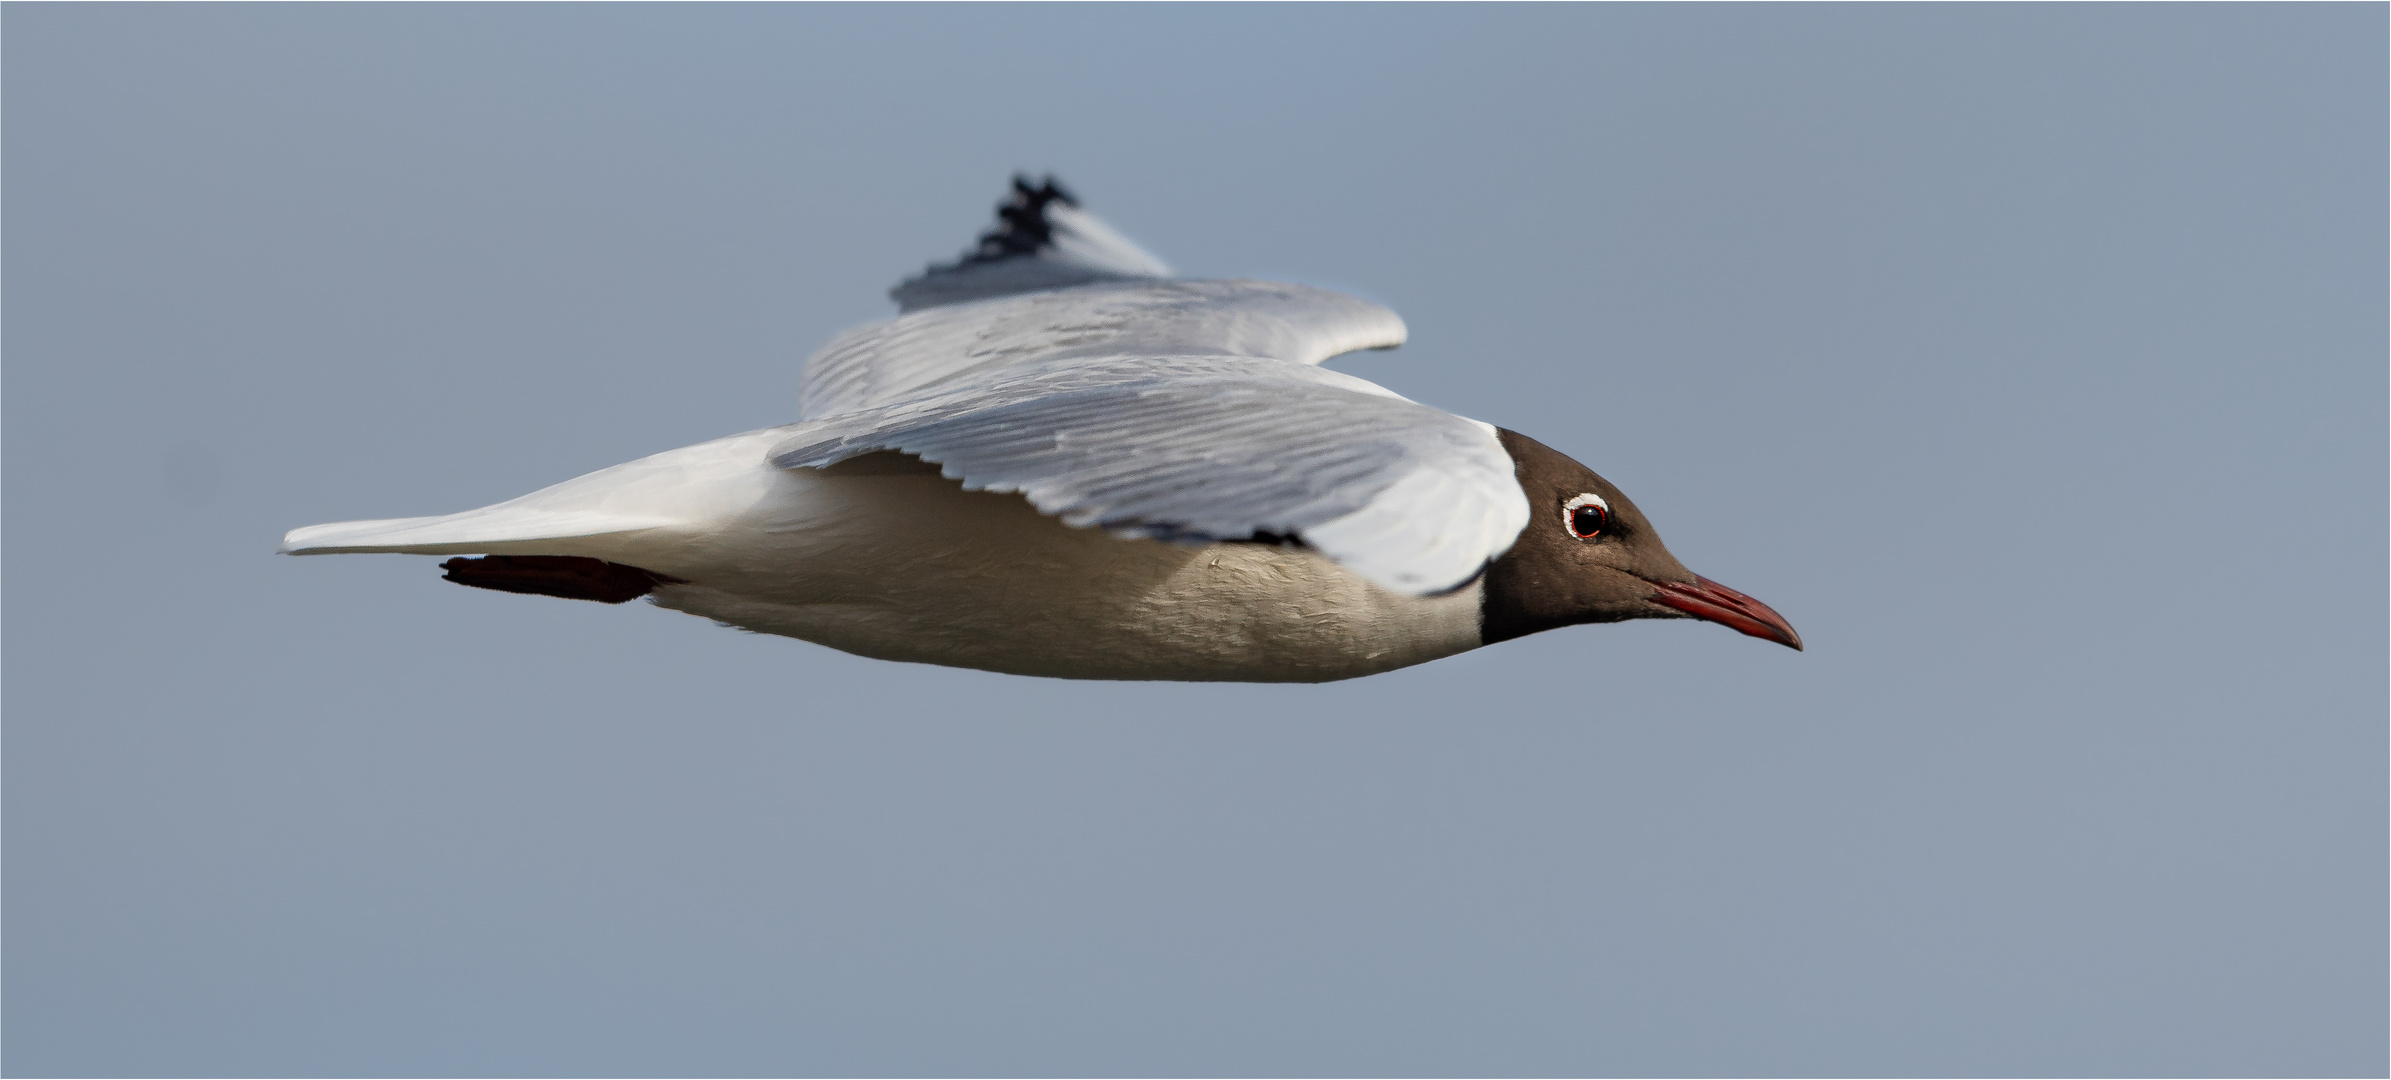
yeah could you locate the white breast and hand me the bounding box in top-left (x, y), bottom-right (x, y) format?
top-left (635, 453), bottom-right (1487, 682)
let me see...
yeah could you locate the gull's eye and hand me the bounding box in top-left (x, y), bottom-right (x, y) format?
top-left (1563, 493), bottom-right (1610, 540)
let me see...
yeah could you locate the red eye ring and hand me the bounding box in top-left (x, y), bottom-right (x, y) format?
top-left (1563, 493), bottom-right (1610, 540)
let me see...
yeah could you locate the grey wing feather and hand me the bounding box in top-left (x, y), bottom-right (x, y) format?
top-left (771, 356), bottom-right (1527, 595)
top-left (800, 279), bottom-right (1407, 421)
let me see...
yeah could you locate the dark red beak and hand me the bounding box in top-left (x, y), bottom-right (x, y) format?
top-left (1650, 575), bottom-right (1803, 650)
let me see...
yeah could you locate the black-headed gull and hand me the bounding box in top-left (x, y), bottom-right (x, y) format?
top-left (282, 177), bottom-right (1799, 681)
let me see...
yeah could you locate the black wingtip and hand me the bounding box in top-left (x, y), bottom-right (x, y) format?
top-left (961, 174), bottom-right (1078, 266)
top-left (890, 173), bottom-right (1166, 312)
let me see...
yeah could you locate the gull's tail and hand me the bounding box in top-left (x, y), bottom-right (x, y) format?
top-left (277, 505), bottom-right (677, 557)
top-left (279, 427), bottom-right (794, 600)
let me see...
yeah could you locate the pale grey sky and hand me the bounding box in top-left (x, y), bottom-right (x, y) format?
top-left (6, 5), bottom-right (2383, 1076)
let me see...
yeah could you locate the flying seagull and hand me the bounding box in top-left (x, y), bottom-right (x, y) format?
top-left (282, 176), bottom-right (1800, 681)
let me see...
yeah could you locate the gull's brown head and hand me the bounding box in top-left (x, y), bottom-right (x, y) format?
top-left (1480, 429), bottom-right (1801, 650)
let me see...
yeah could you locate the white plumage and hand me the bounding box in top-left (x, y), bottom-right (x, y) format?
top-left (281, 179), bottom-right (1549, 680)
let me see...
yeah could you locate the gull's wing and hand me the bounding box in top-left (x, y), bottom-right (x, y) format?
top-left (823, 175), bottom-right (1402, 420)
top-left (773, 354), bottom-right (1528, 595)
top-left (789, 177), bottom-right (1516, 594)
top-left (801, 279), bottom-right (1406, 421)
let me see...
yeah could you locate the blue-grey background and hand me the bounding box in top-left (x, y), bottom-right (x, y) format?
top-left (6, 5), bottom-right (2383, 1076)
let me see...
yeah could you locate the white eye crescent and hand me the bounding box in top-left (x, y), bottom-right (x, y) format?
top-left (1562, 493), bottom-right (1610, 540)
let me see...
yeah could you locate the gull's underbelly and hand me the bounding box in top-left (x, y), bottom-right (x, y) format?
top-left (623, 456), bottom-right (1486, 682)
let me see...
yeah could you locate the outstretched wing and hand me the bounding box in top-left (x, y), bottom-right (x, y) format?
top-left (827, 176), bottom-right (1400, 419)
top-left (773, 354), bottom-right (1527, 595)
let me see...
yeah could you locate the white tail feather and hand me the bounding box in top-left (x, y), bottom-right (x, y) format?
top-left (277, 508), bottom-right (676, 556)
top-left (277, 427), bottom-right (795, 559)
